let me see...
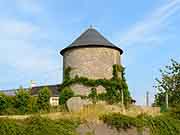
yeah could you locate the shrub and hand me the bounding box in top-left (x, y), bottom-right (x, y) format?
top-left (0, 93), bottom-right (9, 113)
top-left (28, 96), bottom-right (38, 113)
top-left (0, 116), bottom-right (79, 135)
top-left (37, 87), bottom-right (51, 112)
top-left (15, 87), bottom-right (31, 114)
top-left (165, 105), bottom-right (180, 120)
top-left (100, 113), bottom-right (180, 135)
top-left (59, 87), bottom-right (74, 105)
top-left (0, 118), bottom-right (25, 135)
top-left (100, 113), bottom-right (142, 130)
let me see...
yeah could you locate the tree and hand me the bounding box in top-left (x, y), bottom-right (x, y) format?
top-left (15, 86), bottom-right (30, 113)
top-left (59, 87), bottom-right (74, 105)
top-left (37, 87), bottom-right (51, 111)
top-left (154, 59), bottom-right (180, 107)
top-left (0, 93), bottom-right (9, 112)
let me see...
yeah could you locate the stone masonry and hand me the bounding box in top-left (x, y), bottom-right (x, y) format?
top-left (63, 47), bottom-right (121, 80)
top-left (60, 28), bottom-right (123, 97)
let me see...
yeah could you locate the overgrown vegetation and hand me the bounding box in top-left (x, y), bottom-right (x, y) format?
top-left (154, 59), bottom-right (180, 110)
top-left (0, 87), bottom-right (52, 115)
top-left (100, 113), bottom-right (180, 135)
top-left (88, 88), bottom-right (98, 104)
top-left (15, 86), bottom-right (31, 114)
top-left (0, 116), bottom-right (79, 135)
top-left (0, 93), bottom-right (9, 112)
top-left (60, 64), bottom-right (131, 106)
top-left (154, 59), bottom-right (180, 107)
top-left (37, 87), bottom-right (51, 112)
top-left (59, 87), bottom-right (74, 105)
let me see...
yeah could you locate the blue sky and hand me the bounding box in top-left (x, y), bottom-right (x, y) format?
top-left (0, 0), bottom-right (179, 105)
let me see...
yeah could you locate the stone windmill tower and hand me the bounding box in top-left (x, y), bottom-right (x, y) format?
top-left (60, 28), bottom-right (123, 96)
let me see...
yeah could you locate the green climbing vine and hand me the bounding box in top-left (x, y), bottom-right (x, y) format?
top-left (59, 64), bottom-right (132, 105)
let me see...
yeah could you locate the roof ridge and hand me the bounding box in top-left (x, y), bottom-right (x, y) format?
top-left (71, 28), bottom-right (91, 45)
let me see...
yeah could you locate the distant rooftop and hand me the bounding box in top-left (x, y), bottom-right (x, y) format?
top-left (1, 84), bottom-right (60, 97)
top-left (60, 28), bottom-right (123, 55)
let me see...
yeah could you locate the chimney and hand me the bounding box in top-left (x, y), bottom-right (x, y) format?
top-left (30, 80), bottom-right (36, 88)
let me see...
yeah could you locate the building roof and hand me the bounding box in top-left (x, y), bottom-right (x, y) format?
top-left (60, 28), bottom-right (123, 55)
top-left (1, 84), bottom-right (60, 97)
top-left (30, 84), bottom-right (60, 97)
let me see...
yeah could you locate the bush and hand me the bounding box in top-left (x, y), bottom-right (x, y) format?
top-left (59, 87), bottom-right (74, 105)
top-left (0, 118), bottom-right (25, 135)
top-left (165, 105), bottom-right (180, 120)
top-left (0, 93), bottom-right (9, 113)
top-left (0, 116), bottom-right (79, 135)
top-left (28, 96), bottom-right (38, 113)
top-left (100, 113), bottom-right (142, 130)
top-left (37, 87), bottom-right (51, 112)
top-left (100, 113), bottom-right (180, 135)
top-left (15, 87), bottom-right (31, 114)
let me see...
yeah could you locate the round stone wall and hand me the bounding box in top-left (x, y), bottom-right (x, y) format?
top-left (63, 47), bottom-right (121, 80)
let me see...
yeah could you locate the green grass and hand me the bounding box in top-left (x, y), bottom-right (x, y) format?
top-left (0, 116), bottom-right (80, 135)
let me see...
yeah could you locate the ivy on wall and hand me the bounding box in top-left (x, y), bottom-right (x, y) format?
top-left (59, 64), bottom-right (132, 106)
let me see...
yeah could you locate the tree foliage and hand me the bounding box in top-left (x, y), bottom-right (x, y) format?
top-left (28, 96), bottom-right (38, 113)
top-left (154, 59), bottom-right (180, 107)
top-left (15, 86), bottom-right (30, 113)
top-left (59, 87), bottom-right (74, 105)
top-left (0, 93), bottom-right (9, 112)
top-left (37, 87), bottom-right (51, 111)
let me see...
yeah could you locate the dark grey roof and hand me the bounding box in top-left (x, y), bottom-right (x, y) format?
top-left (30, 84), bottom-right (60, 96)
top-left (60, 28), bottom-right (123, 55)
top-left (1, 84), bottom-right (60, 97)
top-left (0, 90), bottom-right (17, 96)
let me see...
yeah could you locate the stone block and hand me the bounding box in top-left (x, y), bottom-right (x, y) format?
top-left (67, 97), bottom-right (92, 112)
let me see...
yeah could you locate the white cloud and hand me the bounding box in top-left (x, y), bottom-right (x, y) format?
top-left (119, 0), bottom-right (180, 46)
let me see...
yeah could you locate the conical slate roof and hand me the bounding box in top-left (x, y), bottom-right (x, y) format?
top-left (60, 28), bottom-right (123, 55)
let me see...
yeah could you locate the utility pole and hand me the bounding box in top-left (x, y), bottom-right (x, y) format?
top-left (146, 91), bottom-right (150, 107)
top-left (30, 80), bottom-right (36, 89)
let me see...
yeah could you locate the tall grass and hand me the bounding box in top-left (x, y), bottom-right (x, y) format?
top-left (0, 116), bottom-right (80, 135)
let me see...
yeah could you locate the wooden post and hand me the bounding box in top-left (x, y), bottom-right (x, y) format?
top-left (121, 90), bottom-right (125, 113)
top-left (122, 90), bottom-right (124, 106)
top-left (166, 92), bottom-right (169, 109)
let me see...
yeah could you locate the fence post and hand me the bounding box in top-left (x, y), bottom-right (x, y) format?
top-left (166, 92), bottom-right (169, 109)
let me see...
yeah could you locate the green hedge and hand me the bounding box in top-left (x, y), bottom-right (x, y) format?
top-left (100, 113), bottom-right (180, 135)
top-left (0, 116), bottom-right (79, 135)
